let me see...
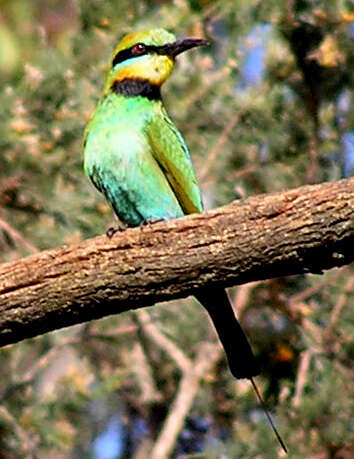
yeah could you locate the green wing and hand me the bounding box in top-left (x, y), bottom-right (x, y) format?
top-left (147, 106), bottom-right (203, 215)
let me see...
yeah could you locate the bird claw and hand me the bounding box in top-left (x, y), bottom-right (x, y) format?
top-left (142, 218), bottom-right (166, 226)
top-left (106, 226), bottom-right (125, 238)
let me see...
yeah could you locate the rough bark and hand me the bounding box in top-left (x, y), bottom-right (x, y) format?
top-left (0, 178), bottom-right (353, 347)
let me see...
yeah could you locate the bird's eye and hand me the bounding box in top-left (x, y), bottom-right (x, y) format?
top-left (132, 43), bottom-right (146, 55)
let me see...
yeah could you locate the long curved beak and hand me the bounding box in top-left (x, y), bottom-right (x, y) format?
top-left (159, 38), bottom-right (209, 57)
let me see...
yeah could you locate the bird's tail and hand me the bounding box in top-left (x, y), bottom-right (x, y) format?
top-left (196, 288), bottom-right (288, 452)
top-left (195, 287), bottom-right (260, 379)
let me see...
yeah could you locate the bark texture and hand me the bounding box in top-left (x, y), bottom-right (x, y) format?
top-left (0, 178), bottom-right (353, 347)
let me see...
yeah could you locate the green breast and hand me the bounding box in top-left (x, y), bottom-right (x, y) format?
top-left (83, 93), bottom-right (184, 226)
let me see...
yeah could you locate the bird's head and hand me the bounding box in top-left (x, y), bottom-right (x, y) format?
top-left (103, 29), bottom-right (208, 95)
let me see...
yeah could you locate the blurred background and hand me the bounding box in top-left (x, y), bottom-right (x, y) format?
top-left (0, 0), bottom-right (353, 458)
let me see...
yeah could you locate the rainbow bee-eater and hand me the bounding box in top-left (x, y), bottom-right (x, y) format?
top-left (84, 29), bottom-right (287, 451)
top-left (83, 29), bottom-right (259, 380)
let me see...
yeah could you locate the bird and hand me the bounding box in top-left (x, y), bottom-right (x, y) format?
top-left (83, 27), bottom-right (258, 379)
top-left (83, 28), bottom-right (286, 451)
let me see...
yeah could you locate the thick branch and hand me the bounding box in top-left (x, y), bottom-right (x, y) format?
top-left (0, 178), bottom-right (353, 347)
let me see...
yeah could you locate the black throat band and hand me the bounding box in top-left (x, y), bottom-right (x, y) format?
top-left (111, 78), bottom-right (161, 100)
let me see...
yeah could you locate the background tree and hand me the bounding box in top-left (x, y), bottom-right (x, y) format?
top-left (0, 1), bottom-right (353, 458)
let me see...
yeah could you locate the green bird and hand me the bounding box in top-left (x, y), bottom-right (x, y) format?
top-left (83, 28), bottom-right (259, 380)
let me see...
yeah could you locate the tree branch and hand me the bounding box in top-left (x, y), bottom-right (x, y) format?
top-left (135, 310), bottom-right (192, 373)
top-left (0, 178), bottom-right (353, 347)
top-left (150, 342), bottom-right (220, 459)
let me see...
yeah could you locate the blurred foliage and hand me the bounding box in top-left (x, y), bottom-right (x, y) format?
top-left (0, 0), bottom-right (353, 458)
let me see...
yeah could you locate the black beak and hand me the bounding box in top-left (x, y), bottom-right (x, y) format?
top-left (159, 38), bottom-right (209, 58)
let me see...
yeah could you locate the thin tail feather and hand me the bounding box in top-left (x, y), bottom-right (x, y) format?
top-left (196, 288), bottom-right (287, 452)
top-left (195, 287), bottom-right (260, 379)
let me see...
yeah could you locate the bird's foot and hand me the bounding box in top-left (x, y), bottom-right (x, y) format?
top-left (106, 226), bottom-right (126, 238)
top-left (142, 218), bottom-right (166, 226)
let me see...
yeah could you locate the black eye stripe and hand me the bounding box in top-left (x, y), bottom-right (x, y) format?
top-left (112, 44), bottom-right (169, 67)
top-left (112, 44), bottom-right (149, 67)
